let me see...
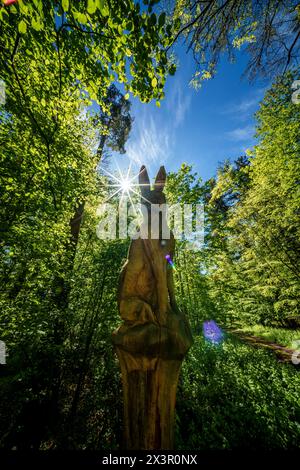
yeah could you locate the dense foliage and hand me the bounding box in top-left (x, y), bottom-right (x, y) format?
top-left (0, 0), bottom-right (299, 453)
top-left (0, 0), bottom-right (175, 449)
top-left (204, 71), bottom-right (300, 328)
top-left (177, 334), bottom-right (300, 450)
top-left (171, 0), bottom-right (300, 85)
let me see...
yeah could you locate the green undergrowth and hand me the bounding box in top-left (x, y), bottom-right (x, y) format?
top-left (237, 325), bottom-right (300, 349)
top-left (176, 334), bottom-right (300, 450)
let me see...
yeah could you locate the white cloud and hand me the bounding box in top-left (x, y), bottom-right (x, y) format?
top-left (233, 97), bottom-right (261, 113)
top-left (168, 80), bottom-right (191, 127)
top-left (126, 114), bottom-right (171, 167)
top-left (226, 124), bottom-right (255, 142)
top-left (125, 78), bottom-right (191, 170)
top-left (221, 88), bottom-right (267, 120)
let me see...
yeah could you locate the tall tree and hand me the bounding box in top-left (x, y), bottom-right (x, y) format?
top-left (0, 0), bottom-right (177, 448)
top-left (169, 0), bottom-right (300, 85)
top-left (206, 71), bottom-right (300, 326)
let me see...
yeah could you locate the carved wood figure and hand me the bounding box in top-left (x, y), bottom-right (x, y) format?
top-left (112, 165), bottom-right (193, 450)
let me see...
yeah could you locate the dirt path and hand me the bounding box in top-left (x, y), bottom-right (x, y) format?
top-left (227, 329), bottom-right (300, 366)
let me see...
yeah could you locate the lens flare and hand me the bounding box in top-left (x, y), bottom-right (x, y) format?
top-left (165, 254), bottom-right (176, 270)
top-left (3, 0), bottom-right (18, 5)
top-left (203, 320), bottom-right (223, 344)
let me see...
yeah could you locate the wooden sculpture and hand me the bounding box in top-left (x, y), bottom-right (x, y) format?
top-left (112, 165), bottom-right (193, 450)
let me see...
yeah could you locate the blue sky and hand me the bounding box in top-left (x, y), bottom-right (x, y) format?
top-left (110, 45), bottom-right (271, 183)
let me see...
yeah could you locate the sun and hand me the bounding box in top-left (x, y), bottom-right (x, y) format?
top-left (98, 159), bottom-right (152, 217)
top-left (99, 160), bottom-right (142, 210)
top-left (120, 179), bottom-right (132, 192)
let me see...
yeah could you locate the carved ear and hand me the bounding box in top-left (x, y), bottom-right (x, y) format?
top-left (154, 166), bottom-right (166, 191)
top-left (139, 165), bottom-right (150, 193)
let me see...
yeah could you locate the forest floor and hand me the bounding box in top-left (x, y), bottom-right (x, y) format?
top-left (227, 328), bottom-right (300, 364)
top-left (178, 333), bottom-right (300, 449)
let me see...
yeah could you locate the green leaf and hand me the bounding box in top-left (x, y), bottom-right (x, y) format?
top-left (79, 13), bottom-right (88, 24)
top-left (32, 16), bottom-right (42, 31)
top-left (174, 17), bottom-right (181, 30)
top-left (18, 20), bottom-right (27, 34)
top-left (156, 101), bottom-right (161, 107)
top-left (150, 13), bottom-right (156, 25)
top-left (124, 93), bottom-right (130, 100)
top-left (87, 0), bottom-right (97, 15)
top-left (19, 1), bottom-right (28, 15)
top-left (158, 12), bottom-right (166, 28)
top-left (62, 0), bottom-right (69, 12)
top-left (74, 12), bottom-right (88, 24)
top-left (97, 0), bottom-right (109, 16)
top-left (169, 64), bottom-right (176, 76)
top-left (151, 77), bottom-right (157, 87)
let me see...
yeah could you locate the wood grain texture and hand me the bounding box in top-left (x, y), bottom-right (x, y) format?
top-left (112, 165), bottom-right (193, 450)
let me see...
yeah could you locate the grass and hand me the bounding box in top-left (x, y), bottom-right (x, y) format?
top-left (176, 333), bottom-right (300, 450)
top-left (237, 325), bottom-right (300, 349)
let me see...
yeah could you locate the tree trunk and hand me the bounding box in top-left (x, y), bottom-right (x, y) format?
top-left (115, 349), bottom-right (182, 450)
